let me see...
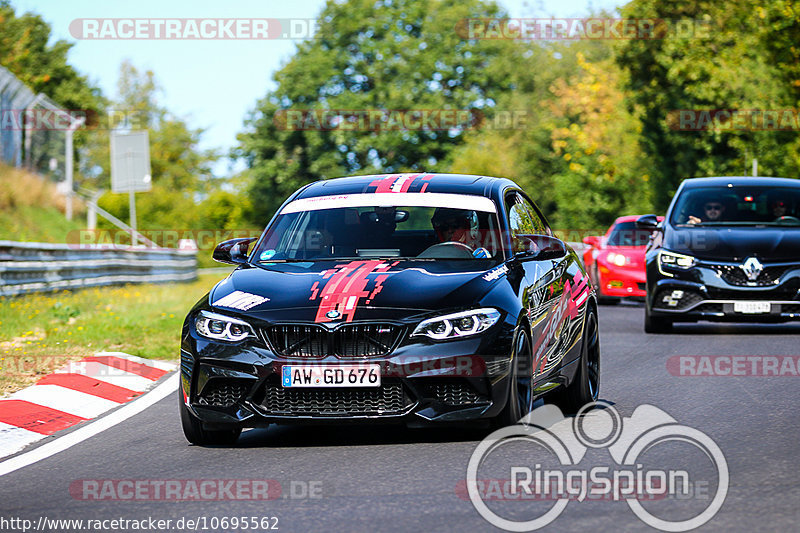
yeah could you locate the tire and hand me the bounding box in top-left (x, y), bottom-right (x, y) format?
top-left (179, 390), bottom-right (241, 445)
top-left (644, 308), bottom-right (672, 333)
top-left (551, 306), bottom-right (600, 414)
top-left (495, 327), bottom-right (533, 427)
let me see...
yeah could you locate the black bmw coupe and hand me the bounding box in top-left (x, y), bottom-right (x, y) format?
top-left (638, 176), bottom-right (800, 333)
top-left (179, 173), bottom-right (599, 444)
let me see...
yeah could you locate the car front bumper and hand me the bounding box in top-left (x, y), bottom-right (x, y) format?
top-left (180, 328), bottom-right (519, 428)
top-left (647, 260), bottom-right (800, 322)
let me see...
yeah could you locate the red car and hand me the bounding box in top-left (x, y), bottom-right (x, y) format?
top-left (582, 215), bottom-right (663, 303)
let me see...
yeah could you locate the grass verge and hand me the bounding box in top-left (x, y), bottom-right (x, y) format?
top-left (0, 273), bottom-right (226, 395)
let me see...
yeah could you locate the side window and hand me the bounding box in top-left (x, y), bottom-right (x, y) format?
top-left (506, 193), bottom-right (547, 238)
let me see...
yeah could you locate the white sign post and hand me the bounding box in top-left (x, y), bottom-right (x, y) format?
top-left (110, 131), bottom-right (151, 246)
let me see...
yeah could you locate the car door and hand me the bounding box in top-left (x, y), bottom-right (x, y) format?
top-left (504, 192), bottom-right (562, 382)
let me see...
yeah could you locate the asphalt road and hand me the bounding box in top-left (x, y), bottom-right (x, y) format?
top-left (1, 303), bottom-right (799, 532)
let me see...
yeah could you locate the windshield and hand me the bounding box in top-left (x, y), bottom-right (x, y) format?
top-left (252, 194), bottom-right (503, 262)
top-left (606, 221), bottom-right (654, 246)
top-left (670, 185), bottom-right (800, 226)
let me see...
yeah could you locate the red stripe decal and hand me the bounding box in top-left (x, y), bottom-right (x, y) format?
top-left (81, 356), bottom-right (167, 381)
top-left (36, 373), bottom-right (138, 403)
top-left (312, 260), bottom-right (394, 322)
top-left (0, 400), bottom-right (88, 435)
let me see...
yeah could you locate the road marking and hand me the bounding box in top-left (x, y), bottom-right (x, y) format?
top-left (0, 423), bottom-right (43, 453)
top-left (0, 353), bottom-right (176, 459)
top-left (55, 361), bottom-right (155, 392)
top-left (0, 373), bottom-right (178, 477)
top-left (8, 385), bottom-right (120, 419)
top-left (0, 400), bottom-right (87, 435)
top-left (36, 374), bottom-right (139, 403)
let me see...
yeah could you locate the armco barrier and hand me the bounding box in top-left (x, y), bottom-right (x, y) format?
top-left (0, 241), bottom-right (197, 297)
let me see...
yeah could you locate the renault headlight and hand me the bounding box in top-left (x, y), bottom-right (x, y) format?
top-left (195, 311), bottom-right (255, 342)
top-left (411, 308), bottom-right (501, 340)
top-left (658, 250), bottom-right (696, 276)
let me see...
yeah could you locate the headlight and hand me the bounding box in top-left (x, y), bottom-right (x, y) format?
top-left (195, 311), bottom-right (255, 342)
top-left (658, 250), bottom-right (696, 276)
top-left (606, 252), bottom-right (629, 267)
top-left (411, 308), bottom-right (501, 340)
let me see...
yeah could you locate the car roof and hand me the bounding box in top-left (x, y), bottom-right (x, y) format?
top-left (294, 173), bottom-right (521, 199)
top-left (680, 176), bottom-right (800, 188)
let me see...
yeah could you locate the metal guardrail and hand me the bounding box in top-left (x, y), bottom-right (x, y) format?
top-left (0, 241), bottom-right (197, 297)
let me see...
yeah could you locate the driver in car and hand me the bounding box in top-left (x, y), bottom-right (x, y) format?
top-left (431, 208), bottom-right (491, 258)
top-left (688, 198), bottom-right (726, 224)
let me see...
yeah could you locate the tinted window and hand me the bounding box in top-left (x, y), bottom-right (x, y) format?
top-left (670, 185), bottom-right (800, 226)
top-left (607, 222), bottom-right (654, 246)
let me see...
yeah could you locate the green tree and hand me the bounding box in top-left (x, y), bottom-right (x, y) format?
top-left (616, 0), bottom-right (797, 211)
top-left (0, 1), bottom-right (102, 112)
top-left (236, 0), bottom-right (518, 223)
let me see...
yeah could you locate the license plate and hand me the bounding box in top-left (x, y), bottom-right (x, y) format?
top-left (733, 301), bottom-right (771, 314)
top-left (281, 365), bottom-right (381, 388)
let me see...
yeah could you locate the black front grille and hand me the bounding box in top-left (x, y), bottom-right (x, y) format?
top-left (265, 323), bottom-right (403, 359)
top-left (266, 325), bottom-right (328, 358)
top-left (781, 304), bottom-right (800, 314)
top-left (710, 264), bottom-right (791, 287)
top-left (197, 379), bottom-right (251, 407)
top-left (257, 379), bottom-right (410, 416)
top-left (421, 380), bottom-right (488, 405)
top-left (695, 303), bottom-right (724, 314)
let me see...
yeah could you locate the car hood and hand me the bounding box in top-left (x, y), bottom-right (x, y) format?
top-left (208, 259), bottom-right (509, 323)
top-left (665, 226), bottom-right (800, 262)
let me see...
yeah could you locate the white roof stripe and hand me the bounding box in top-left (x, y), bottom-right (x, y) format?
top-left (280, 192), bottom-right (497, 214)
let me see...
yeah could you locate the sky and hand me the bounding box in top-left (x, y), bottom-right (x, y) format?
top-left (12, 0), bottom-right (621, 175)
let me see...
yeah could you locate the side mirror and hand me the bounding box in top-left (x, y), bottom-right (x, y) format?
top-left (514, 234), bottom-right (568, 261)
top-left (582, 235), bottom-right (600, 247)
top-left (635, 214), bottom-right (661, 231)
top-left (213, 238), bottom-right (257, 265)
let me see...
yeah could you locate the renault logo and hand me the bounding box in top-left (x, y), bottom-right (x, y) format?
top-left (741, 257), bottom-right (763, 281)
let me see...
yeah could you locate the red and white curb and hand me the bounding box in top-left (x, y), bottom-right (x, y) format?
top-left (0, 352), bottom-right (175, 459)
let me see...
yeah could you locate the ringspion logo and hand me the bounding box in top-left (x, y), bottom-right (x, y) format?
top-left (465, 402), bottom-right (728, 531)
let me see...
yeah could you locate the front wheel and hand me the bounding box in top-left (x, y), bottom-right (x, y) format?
top-left (551, 307), bottom-right (600, 414)
top-left (495, 328), bottom-right (533, 426)
top-left (179, 390), bottom-right (241, 445)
